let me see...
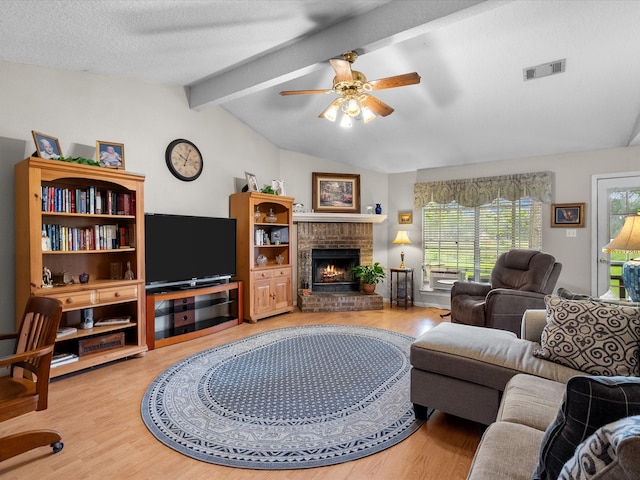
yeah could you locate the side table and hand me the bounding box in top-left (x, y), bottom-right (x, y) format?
top-left (390, 268), bottom-right (414, 309)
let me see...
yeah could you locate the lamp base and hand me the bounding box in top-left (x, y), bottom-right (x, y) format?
top-left (622, 260), bottom-right (640, 302)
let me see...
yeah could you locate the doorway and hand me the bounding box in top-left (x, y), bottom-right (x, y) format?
top-left (592, 172), bottom-right (640, 297)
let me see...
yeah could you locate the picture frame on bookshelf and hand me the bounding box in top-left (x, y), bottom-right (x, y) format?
top-left (272, 180), bottom-right (285, 195)
top-left (245, 172), bottom-right (259, 192)
top-left (97, 140), bottom-right (124, 169)
top-left (32, 130), bottom-right (62, 159)
top-left (312, 172), bottom-right (360, 214)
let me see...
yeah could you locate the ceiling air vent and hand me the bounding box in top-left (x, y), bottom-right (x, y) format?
top-left (523, 59), bottom-right (566, 81)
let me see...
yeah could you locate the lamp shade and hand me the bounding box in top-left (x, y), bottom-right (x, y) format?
top-left (602, 214), bottom-right (640, 253)
top-left (393, 231), bottom-right (411, 245)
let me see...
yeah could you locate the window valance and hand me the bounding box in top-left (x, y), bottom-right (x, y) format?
top-left (414, 171), bottom-right (553, 208)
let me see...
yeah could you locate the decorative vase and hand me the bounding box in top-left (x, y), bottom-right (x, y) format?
top-left (256, 254), bottom-right (268, 266)
top-left (254, 206), bottom-right (261, 221)
top-left (275, 254), bottom-right (284, 265)
top-left (265, 208), bottom-right (277, 223)
top-left (79, 272), bottom-right (89, 284)
top-left (375, 204), bottom-right (382, 214)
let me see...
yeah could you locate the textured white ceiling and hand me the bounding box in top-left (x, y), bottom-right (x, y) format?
top-left (2, 0), bottom-right (640, 173)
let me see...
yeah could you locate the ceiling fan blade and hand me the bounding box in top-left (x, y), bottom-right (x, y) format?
top-left (279, 89), bottom-right (332, 96)
top-left (367, 72), bottom-right (421, 90)
top-left (360, 94), bottom-right (394, 117)
top-left (329, 58), bottom-right (353, 83)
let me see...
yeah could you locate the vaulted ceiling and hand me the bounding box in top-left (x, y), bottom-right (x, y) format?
top-left (2, 0), bottom-right (639, 173)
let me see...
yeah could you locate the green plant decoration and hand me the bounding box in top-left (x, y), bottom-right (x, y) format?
top-left (260, 185), bottom-right (277, 195)
top-left (351, 262), bottom-right (386, 285)
top-left (57, 156), bottom-right (101, 167)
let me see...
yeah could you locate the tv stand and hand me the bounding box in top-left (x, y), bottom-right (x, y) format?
top-left (145, 281), bottom-right (243, 350)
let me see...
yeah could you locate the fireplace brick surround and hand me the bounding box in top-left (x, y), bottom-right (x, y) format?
top-left (296, 221), bottom-right (383, 312)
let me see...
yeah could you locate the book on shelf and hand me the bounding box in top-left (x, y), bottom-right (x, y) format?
top-left (51, 353), bottom-right (79, 367)
top-left (56, 326), bottom-right (77, 338)
top-left (94, 316), bottom-right (132, 326)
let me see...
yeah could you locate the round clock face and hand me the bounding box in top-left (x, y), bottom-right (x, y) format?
top-left (165, 139), bottom-right (203, 181)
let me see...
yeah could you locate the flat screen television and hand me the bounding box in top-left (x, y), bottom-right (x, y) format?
top-left (144, 213), bottom-right (236, 290)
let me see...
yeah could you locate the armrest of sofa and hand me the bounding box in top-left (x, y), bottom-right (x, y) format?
top-left (451, 281), bottom-right (492, 297)
top-left (521, 309), bottom-right (547, 342)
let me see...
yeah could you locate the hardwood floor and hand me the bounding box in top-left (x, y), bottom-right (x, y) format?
top-left (0, 306), bottom-right (482, 479)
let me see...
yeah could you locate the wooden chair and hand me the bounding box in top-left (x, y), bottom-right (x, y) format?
top-left (0, 296), bottom-right (64, 462)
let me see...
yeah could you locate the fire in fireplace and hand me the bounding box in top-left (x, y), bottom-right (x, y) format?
top-left (312, 248), bottom-right (359, 293)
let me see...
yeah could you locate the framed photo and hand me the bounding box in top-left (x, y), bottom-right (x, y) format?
top-left (245, 172), bottom-right (259, 192)
top-left (97, 141), bottom-right (124, 169)
top-left (551, 202), bottom-right (585, 227)
top-left (32, 131), bottom-right (62, 159)
top-left (272, 180), bottom-right (285, 196)
top-left (398, 212), bottom-right (413, 224)
top-left (312, 172), bottom-right (360, 213)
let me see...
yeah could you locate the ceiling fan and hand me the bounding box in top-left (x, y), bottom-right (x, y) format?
top-left (279, 51), bottom-right (421, 127)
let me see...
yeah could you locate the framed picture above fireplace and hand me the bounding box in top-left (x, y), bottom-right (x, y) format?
top-left (312, 172), bottom-right (361, 214)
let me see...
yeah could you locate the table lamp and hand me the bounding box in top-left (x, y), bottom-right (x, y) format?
top-left (392, 230), bottom-right (411, 269)
top-left (602, 213), bottom-right (640, 302)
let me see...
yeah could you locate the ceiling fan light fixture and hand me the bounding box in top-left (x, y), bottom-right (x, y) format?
top-left (361, 106), bottom-right (376, 123)
top-left (324, 104), bottom-right (340, 122)
top-left (340, 114), bottom-right (353, 128)
top-left (343, 98), bottom-right (361, 117)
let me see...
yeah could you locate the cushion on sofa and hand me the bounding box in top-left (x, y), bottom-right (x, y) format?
top-left (532, 376), bottom-right (640, 480)
top-left (410, 322), bottom-right (582, 392)
top-left (497, 374), bottom-right (566, 431)
top-left (534, 296), bottom-right (640, 377)
top-left (467, 421), bottom-right (544, 480)
top-left (558, 415), bottom-right (640, 480)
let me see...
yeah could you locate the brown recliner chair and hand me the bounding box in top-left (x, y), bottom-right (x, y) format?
top-left (450, 249), bottom-right (561, 337)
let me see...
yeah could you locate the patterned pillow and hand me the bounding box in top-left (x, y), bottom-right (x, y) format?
top-left (558, 415), bottom-right (640, 480)
top-left (534, 296), bottom-right (640, 376)
top-left (532, 375), bottom-right (640, 480)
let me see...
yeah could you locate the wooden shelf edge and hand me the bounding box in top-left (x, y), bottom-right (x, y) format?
top-left (50, 344), bottom-right (147, 378)
top-left (153, 318), bottom-right (241, 349)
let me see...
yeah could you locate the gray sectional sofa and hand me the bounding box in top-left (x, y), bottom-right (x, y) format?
top-left (410, 298), bottom-right (640, 480)
top-left (410, 309), bottom-right (579, 425)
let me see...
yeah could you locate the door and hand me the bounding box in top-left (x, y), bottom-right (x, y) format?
top-left (272, 272), bottom-right (292, 310)
top-left (592, 172), bottom-right (640, 297)
top-left (253, 278), bottom-right (272, 317)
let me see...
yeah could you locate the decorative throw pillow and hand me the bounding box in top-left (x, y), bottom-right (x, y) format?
top-left (558, 415), bottom-right (640, 480)
top-left (534, 296), bottom-right (640, 376)
top-left (532, 375), bottom-right (640, 480)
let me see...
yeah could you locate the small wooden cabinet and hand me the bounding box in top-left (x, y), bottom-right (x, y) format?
top-left (14, 157), bottom-right (147, 377)
top-left (229, 192), bottom-right (294, 322)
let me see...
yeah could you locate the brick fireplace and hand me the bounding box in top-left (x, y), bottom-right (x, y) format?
top-left (296, 220), bottom-right (383, 312)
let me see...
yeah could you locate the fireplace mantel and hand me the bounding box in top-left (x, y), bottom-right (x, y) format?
top-left (293, 213), bottom-right (387, 223)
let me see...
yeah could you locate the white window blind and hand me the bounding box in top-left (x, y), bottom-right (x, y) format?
top-left (423, 198), bottom-right (542, 282)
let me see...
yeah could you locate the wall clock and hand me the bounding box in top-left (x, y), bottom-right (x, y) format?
top-left (165, 139), bottom-right (203, 181)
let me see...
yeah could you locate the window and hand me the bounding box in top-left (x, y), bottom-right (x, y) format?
top-left (423, 197), bottom-right (542, 282)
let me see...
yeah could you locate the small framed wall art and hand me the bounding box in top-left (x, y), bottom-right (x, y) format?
top-left (398, 212), bottom-right (413, 224)
top-left (551, 202), bottom-right (585, 227)
top-left (97, 141), bottom-right (124, 169)
top-left (32, 131), bottom-right (62, 159)
top-left (312, 172), bottom-right (360, 214)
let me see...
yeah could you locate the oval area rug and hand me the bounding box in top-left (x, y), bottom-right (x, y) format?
top-left (141, 324), bottom-right (424, 469)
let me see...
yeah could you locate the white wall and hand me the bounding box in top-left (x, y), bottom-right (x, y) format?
top-left (0, 60), bottom-right (389, 351)
top-left (388, 146), bottom-right (640, 306)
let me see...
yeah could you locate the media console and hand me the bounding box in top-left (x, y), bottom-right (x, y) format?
top-left (145, 281), bottom-right (243, 350)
